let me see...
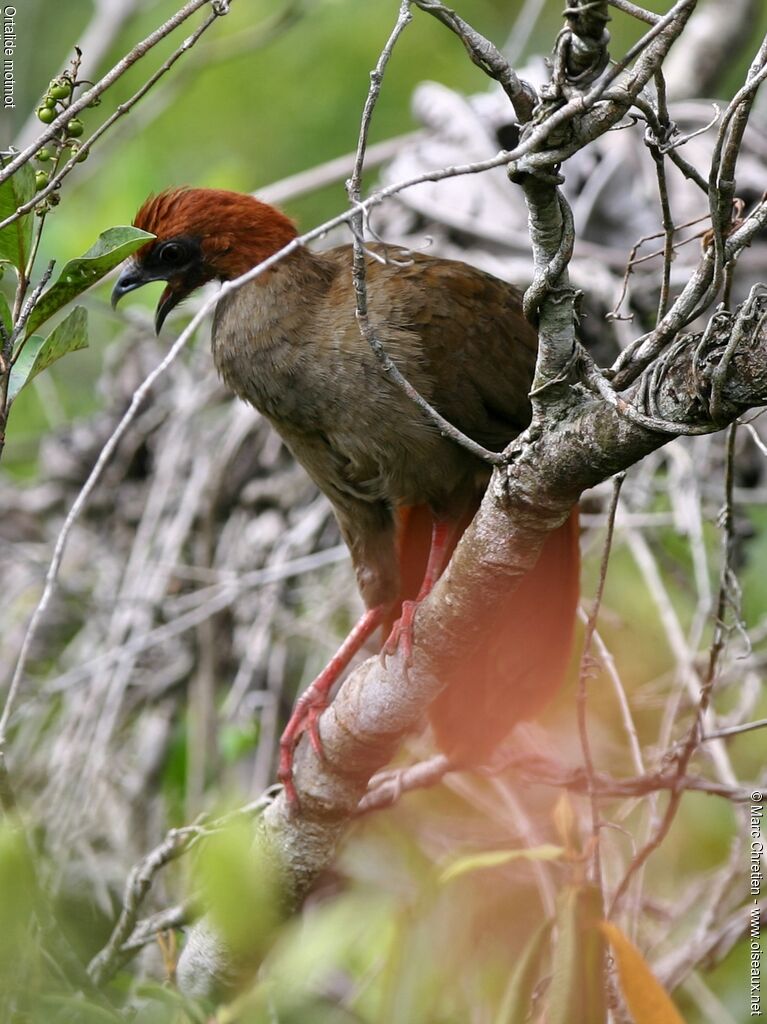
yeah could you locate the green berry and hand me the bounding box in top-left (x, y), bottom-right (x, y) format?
top-left (36, 147), bottom-right (53, 162)
top-left (35, 171), bottom-right (49, 190)
top-left (43, 95), bottom-right (57, 108)
top-left (66, 118), bottom-right (84, 138)
top-left (68, 144), bottom-right (88, 163)
top-left (37, 106), bottom-right (57, 124)
top-left (48, 78), bottom-right (72, 101)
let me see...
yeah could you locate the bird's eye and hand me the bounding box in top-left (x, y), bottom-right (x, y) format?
top-left (158, 242), bottom-right (185, 264)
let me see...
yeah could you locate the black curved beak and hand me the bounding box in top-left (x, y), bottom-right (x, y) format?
top-left (112, 263), bottom-right (178, 335)
top-left (111, 262), bottom-right (151, 309)
top-left (154, 286), bottom-right (179, 336)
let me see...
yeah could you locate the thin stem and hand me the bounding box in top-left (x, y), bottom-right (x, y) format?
top-left (702, 717), bottom-right (767, 741)
top-left (0, 0), bottom-right (214, 188)
top-left (607, 0), bottom-right (660, 24)
top-left (609, 423), bottom-right (739, 915)
top-left (577, 472), bottom-right (625, 890)
top-left (345, 3), bottom-right (505, 467)
top-left (649, 71), bottom-right (675, 320)
top-left (6, 4), bottom-right (227, 222)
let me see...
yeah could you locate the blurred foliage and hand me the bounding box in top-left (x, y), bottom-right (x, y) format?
top-left (195, 822), bottom-right (282, 958)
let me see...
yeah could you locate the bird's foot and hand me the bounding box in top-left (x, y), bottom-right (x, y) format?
top-left (278, 679), bottom-right (330, 809)
top-left (381, 599), bottom-right (417, 665)
top-left (277, 605), bottom-right (385, 809)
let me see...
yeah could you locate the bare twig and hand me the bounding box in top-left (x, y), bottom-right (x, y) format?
top-left (20, 2), bottom-right (230, 220)
top-left (357, 752), bottom-right (755, 813)
top-left (577, 472), bottom-right (624, 889)
top-left (88, 826), bottom-right (200, 986)
top-left (607, 0), bottom-right (659, 24)
top-left (0, 0), bottom-right (214, 190)
top-left (609, 423), bottom-right (740, 914)
top-left (88, 791), bottom-right (276, 984)
top-left (702, 717), bottom-right (767, 741)
top-left (14, 0), bottom-right (138, 150)
top-left (648, 72), bottom-right (675, 320)
top-left (346, 3), bottom-right (506, 467)
top-left (412, 0), bottom-right (537, 122)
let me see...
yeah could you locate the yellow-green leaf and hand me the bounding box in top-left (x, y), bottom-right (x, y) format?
top-left (553, 792), bottom-right (581, 854)
top-left (0, 821), bottom-right (36, 977)
top-left (495, 918), bottom-right (552, 1024)
top-left (439, 844), bottom-right (563, 884)
top-left (38, 994), bottom-right (123, 1023)
top-left (195, 820), bottom-right (282, 957)
top-left (548, 885), bottom-right (606, 1024)
top-left (600, 921), bottom-right (687, 1024)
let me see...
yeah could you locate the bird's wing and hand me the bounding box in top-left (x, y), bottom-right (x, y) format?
top-left (326, 246), bottom-right (538, 451)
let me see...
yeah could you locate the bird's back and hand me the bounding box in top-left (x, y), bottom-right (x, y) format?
top-left (212, 243), bottom-right (538, 517)
top-left (324, 245), bottom-right (538, 450)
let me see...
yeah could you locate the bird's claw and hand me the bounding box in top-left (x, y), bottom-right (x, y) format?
top-left (381, 599), bottom-right (417, 666)
top-left (277, 606), bottom-right (386, 810)
top-left (278, 690), bottom-right (329, 810)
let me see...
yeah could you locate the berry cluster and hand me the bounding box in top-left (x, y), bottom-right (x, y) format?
top-left (34, 71), bottom-right (91, 203)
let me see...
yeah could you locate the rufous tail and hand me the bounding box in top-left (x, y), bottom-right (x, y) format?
top-left (393, 505), bottom-right (581, 765)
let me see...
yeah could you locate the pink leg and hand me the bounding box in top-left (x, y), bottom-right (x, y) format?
top-left (382, 520), bottom-right (453, 662)
top-left (279, 604), bottom-right (385, 807)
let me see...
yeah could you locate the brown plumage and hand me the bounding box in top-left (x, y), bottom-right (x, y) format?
top-left (112, 187), bottom-right (579, 802)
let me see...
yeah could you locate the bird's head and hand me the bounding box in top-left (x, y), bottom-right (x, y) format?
top-left (111, 187), bottom-right (297, 332)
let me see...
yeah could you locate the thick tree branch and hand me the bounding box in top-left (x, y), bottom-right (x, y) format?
top-left (412, 0), bottom-right (537, 122)
top-left (173, 0), bottom-right (767, 998)
top-left (177, 295), bottom-right (767, 998)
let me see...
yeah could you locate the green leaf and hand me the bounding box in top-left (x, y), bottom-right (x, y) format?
top-left (0, 821), bottom-right (36, 977)
top-left (8, 306), bottom-right (88, 401)
top-left (0, 290), bottom-right (11, 337)
top-left (547, 884), bottom-right (606, 1024)
top-left (195, 821), bottom-right (282, 957)
top-left (439, 844), bottom-right (563, 884)
top-left (38, 994), bottom-right (123, 1023)
top-left (0, 157), bottom-right (35, 272)
top-left (25, 225), bottom-right (154, 336)
top-left (133, 981), bottom-right (210, 1023)
top-left (495, 918), bottom-right (553, 1024)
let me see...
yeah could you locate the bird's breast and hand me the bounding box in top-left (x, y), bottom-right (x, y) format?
top-left (212, 280), bottom-right (337, 429)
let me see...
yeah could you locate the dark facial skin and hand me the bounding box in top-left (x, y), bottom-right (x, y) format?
top-left (111, 235), bottom-right (209, 332)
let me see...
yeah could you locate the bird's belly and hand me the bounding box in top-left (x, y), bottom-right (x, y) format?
top-left (327, 421), bottom-right (479, 512)
top-left (214, 327), bottom-right (481, 510)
